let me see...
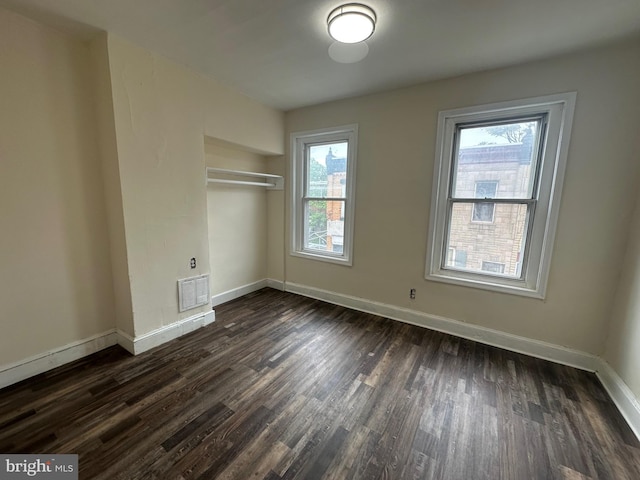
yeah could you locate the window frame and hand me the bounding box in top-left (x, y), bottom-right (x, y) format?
top-left (425, 93), bottom-right (576, 298)
top-left (291, 125), bottom-right (358, 266)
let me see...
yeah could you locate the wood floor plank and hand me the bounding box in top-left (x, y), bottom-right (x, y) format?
top-left (1, 288), bottom-right (639, 479)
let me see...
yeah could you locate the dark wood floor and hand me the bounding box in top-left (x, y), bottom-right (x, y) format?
top-left (1, 289), bottom-right (639, 479)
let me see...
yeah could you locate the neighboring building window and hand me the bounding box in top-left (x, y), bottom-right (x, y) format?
top-left (291, 125), bottom-right (358, 265)
top-left (446, 247), bottom-right (456, 267)
top-left (454, 249), bottom-right (467, 268)
top-left (426, 93), bottom-right (576, 298)
top-left (481, 261), bottom-right (505, 274)
top-left (472, 181), bottom-right (498, 223)
top-left (446, 247), bottom-right (467, 268)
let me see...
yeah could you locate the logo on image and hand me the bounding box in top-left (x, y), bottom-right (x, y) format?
top-left (1, 455), bottom-right (77, 479)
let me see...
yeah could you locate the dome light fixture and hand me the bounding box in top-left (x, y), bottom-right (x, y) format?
top-left (327, 3), bottom-right (377, 44)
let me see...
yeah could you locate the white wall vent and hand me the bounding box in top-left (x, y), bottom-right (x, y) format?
top-left (178, 274), bottom-right (210, 312)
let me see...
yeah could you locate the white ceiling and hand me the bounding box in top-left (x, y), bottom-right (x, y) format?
top-left (2, 0), bottom-right (640, 110)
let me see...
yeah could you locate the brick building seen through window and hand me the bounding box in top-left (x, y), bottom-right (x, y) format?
top-left (446, 141), bottom-right (533, 277)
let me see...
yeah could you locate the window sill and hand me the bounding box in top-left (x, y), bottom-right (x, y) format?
top-left (290, 249), bottom-right (352, 266)
top-left (425, 270), bottom-right (545, 299)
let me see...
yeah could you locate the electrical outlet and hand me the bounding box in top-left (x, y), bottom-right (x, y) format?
top-left (410, 288), bottom-right (416, 299)
top-left (190, 257), bottom-right (196, 269)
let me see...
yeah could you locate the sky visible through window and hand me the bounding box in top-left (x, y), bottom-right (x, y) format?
top-left (459, 126), bottom-right (524, 148)
top-left (309, 143), bottom-right (348, 165)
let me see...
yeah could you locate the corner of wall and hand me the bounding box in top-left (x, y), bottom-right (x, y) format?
top-left (88, 32), bottom-right (135, 337)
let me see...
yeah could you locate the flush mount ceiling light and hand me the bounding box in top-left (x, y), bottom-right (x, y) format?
top-left (327, 3), bottom-right (377, 44)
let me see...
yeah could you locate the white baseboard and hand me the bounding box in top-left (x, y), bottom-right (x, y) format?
top-left (115, 330), bottom-right (135, 355)
top-left (0, 330), bottom-right (118, 389)
top-left (284, 282), bottom-right (599, 372)
top-left (211, 280), bottom-right (269, 307)
top-left (595, 360), bottom-right (640, 441)
top-left (117, 310), bottom-right (215, 355)
top-left (267, 278), bottom-right (285, 291)
top-left (0, 308), bottom-right (217, 387)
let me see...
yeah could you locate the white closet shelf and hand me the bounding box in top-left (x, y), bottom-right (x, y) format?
top-left (206, 167), bottom-right (284, 190)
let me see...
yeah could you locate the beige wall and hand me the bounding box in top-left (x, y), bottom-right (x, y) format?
top-left (0, 9), bottom-right (115, 364)
top-left (106, 34), bottom-right (284, 336)
top-left (283, 38), bottom-right (640, 355)
top-left (604, 191), bottom-right (640, 399)
top-left (205, 142), bottom-right (268, 295)
top-left (89, 34), bottom-right (134, 336)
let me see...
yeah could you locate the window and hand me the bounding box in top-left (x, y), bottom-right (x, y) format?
top-left (472, 181), bottom-right (498, 223)
top-left (291, 125), bottom-right (358, 265)
top-left (425, 93), bottom-right (576, 298)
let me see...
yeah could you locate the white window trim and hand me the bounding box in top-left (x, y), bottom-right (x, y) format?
top-left (425, 93), bottom-right (576, 299)
top-left (290, 124), bottom-right (358, 266)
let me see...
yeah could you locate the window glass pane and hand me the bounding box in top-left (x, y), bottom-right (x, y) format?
top-left (307, 142), bottom-right (348, 198)
top-left (446, 202), bottom-right (529, 278)
top-left (472, 202), bottom-right (495, 222)
top-left (475, 181), bottom-right (498, 198)
top-left (446, 247), bottom-right (467, 268)
top-left (305, 200), bottom-right (345, 254)
top-left (452, 120), bottom-right (540, 199)
top-left (481, 261), bottom-right (505, 274)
